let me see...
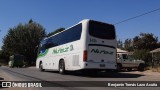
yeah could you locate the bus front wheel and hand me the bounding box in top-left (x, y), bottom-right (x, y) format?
top-left (59, 60), bottom-right (66, 74)
top-left (39, 62), bottom-right (44, 71)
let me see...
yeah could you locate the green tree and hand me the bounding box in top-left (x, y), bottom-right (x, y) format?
top-left (123, 33), bottom-right (159, 66)
top-left (133, 49), bottom-right (152, 65)
top-left (158, 42), bottom-right (160, 48)
top-left (133, 33), bottom-right (158, 50)
top-left (0, 50), bottom-right (2, 60)
top-left (48, 28), bottom-right (65, 37)
top-left (123, 33), bottom-right (159, 51)
top-left (2, 19), bottom-right (46, 65)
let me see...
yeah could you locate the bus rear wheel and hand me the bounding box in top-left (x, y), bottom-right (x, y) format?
top-left (39, 62), bottom-right (44, 71)
top-left (59, 60), bottom-right (66, 74)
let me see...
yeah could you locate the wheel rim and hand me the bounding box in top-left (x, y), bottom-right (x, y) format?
top-left (59, 61), bottom-right (64, 72)
top-left (59, 61), bottom-right (65, 74)
top-left (40, 63), bottom-right (43, 70)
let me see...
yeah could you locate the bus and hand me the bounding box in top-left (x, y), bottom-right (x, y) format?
top-left (36, 19), bottom-right (117, 74)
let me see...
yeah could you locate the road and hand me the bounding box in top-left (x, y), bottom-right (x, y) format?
top-left (0, 66), bottom-right (160, 90)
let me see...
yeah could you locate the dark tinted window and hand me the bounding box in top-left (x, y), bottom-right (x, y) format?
top-left (89, 20), bottom-right (115, 39)
top-left (122, 54), bottom-right (128, 59)
top-left (40, 39), bottom-right (47, 50)
top-left (40, 23), bottom-right (82, 50)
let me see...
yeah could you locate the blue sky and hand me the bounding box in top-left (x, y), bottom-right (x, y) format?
top-left (0, 0), bottom-right (160, 49)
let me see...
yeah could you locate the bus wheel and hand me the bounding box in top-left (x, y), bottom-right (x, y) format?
top-left (59, 60), bottom-right (66, 74)
top-left (39, 62), bottom-right (44, 71)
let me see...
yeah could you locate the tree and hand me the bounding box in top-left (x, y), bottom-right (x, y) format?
top-left (117, 39), bottom-right (123, 49)
top-left (158, 42), bottom-right (160, 47)
top-left (0, 50), bottom-right (2, 60)
top-left (123, 33), bottom-right (159, 51)
top-left (2, 19), bottom-right (46, 65)
top-left (123, 33), bottom-right (159, 66)
top-left (132, 33), bottom-right (158, 50)
top-left (124, 39), bottom-right (133, 51)
top-left (133, 49), bottom-right (152, 66)
top-left (48, 28), bottom-right (65, 37)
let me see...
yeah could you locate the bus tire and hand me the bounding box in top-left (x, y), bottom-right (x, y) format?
top-left (59, 60), bottom-right (66, 74)
top-left (39, 61), bottom-right (44, 71)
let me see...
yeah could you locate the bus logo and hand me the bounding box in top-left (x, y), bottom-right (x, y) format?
top-left (52, 44), bottom-right (74, 54)
top-left (91, 49), bottom-right (113, 55)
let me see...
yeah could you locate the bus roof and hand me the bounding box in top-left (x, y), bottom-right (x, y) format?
top-left (43, 19), bottom-right (89, 40)
top-left (43, 19), bottom-right (114, 41)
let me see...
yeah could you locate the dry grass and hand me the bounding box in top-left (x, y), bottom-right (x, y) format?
top-left (145, 67), bottom-right (151, 70)
top-left (148, 67), bottom-right (160, 73)
top-left (152, 68), bottom-right (160, 73)
top-left (145, 66), bottom-right (160, 73)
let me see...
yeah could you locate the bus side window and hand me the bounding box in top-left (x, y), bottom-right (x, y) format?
top-left (45, 42), bottom-right (54, 49)
top-left (41, 44), bottom-right (46, 51)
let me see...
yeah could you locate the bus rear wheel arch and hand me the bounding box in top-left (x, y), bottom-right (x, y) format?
top-left (59, 59), bottom-right (66, 74)
top-left (39, 61), bottom-right (45, 71)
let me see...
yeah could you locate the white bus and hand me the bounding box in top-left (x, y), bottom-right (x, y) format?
top-left (36, 19), bottom-right (117, 74)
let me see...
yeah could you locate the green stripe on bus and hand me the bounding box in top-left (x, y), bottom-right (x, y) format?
top-left (38, 49), bottom-right (49, 58)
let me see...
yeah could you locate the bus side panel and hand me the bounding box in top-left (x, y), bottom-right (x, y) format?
top-left (62, 41), bottom-right (83, 71)
top-left (39, 41), bottom-right (83, 71)
top-left (64, 21), bottom-right (88, 71)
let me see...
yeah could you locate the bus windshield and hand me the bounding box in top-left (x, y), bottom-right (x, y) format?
top-left (89, 20), bottom-right (115, 39)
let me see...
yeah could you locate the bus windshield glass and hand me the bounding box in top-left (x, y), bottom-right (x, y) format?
top-left (89, 20), bottom-right (115, 39)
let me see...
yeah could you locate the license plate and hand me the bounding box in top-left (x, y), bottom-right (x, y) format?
top-left (100, 64), bottom-right (105, 67)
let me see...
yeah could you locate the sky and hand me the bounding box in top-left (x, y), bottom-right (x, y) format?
top-left (0, 0), bottom-right (160, 49)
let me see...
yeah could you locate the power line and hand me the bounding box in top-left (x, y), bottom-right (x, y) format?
top-left (114, 7), bottom-right (160, 25)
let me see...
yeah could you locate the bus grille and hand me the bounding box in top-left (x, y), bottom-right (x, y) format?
top-left (73, 55), bottom-right (79, 66)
